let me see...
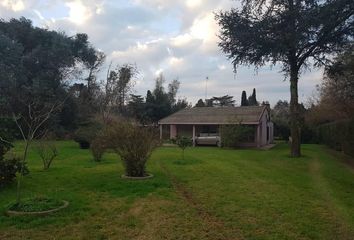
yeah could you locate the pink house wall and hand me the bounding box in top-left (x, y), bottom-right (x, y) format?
top-left (160, 108), bottom-right (274, 148)
top-left (170, 124), bottom-right (177, 139)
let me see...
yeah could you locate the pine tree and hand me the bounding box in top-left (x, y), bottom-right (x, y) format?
top-left (241, 91), bottom-right (248, 106)
top-left (211, 95), bottom-right (235, 107)
top-left (248, 88), bottom-right (258, 106)
top-left (195, 99), bottom-right (205, 107)
top-left (146, 90), bottom-right (154, 104)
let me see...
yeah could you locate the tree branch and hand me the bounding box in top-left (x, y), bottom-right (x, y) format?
top-left (297, 9), bottom-right (354, 68)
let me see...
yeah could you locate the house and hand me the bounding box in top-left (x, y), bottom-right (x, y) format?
top-left (158, 105), bottom-right (274, 147)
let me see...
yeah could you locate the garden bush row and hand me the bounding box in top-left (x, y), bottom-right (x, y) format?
top-left (316, 119), bottom-right (354, 157)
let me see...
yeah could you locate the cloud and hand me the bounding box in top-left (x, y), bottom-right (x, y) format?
top-left (66, 0), bottom-right (91, 25)
top-left (185, 0), bottom-right (202, 9)
top-left (1, 0), bottom-right (25, 12)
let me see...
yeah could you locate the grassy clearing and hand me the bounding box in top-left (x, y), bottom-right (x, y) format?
top-left (0, 141), bottom-right (353, 239)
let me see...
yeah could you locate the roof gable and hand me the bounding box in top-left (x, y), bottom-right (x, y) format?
top-left (159, 106), bottom-right (268, 125)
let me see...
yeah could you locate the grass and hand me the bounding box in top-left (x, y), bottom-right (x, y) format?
top-left (0, 141), bottom-right (353, 239)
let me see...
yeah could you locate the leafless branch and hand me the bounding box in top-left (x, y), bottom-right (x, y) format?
top-left (0, 136), bottom-right (12, 145)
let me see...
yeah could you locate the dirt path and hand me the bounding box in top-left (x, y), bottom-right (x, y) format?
top-left (309, 156), bottom-right (354, 239)
top-left (159, 161), bottom-right (244, 240)
top-left (325, 148), bottom-right (354, 170)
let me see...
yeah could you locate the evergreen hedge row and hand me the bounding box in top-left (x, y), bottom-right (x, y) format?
top-left (316, 119), bottom-right (354, 157)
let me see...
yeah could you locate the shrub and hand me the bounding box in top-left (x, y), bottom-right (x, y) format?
top-left (104, 120), bottom-right (160, 177)
top-left (35, 135), bottom-right (58, 170)
top-left (220, 124), bottom-right (254, 148)
top-left (0, 117), bottom-right (15, 158)
top-left (90, 137), bottom-right (106, 162)
top-left (0, 123), bottom-right (29, 188)
top-left (74, 121), bottom-right (102, 149)
top-left (0, 155), bottom-right (29, 188)
top-left (176, 136), bottom-right (192, 160)
top-left (274, 121), bottom-right (290, 141)
top-left (316, 119), bottom-right (354, 157)
top-left (7, 195), bottom-right (62, 212)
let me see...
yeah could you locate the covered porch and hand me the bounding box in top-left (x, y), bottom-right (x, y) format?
top-left (158, 106), bottom-right (274, 148)
top-left (159, 123), bottom-right (267, 147)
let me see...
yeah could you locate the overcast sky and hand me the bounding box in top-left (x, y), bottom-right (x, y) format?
top-left (0, 0), bottom-right (323, 106)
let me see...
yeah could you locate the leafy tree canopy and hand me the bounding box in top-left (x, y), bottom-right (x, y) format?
top-left (211, 95), bottom-right (235, 107)
top-left (0, 18), bottom-right (98, 114)
top-left (241, 91), bottom-right (248, 106)
top-left (216, 0), bottom-right (354, 157)
top-left (195, 99), bottom-right (206, 107)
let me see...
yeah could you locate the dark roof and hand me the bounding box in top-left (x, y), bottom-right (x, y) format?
top-left (159, 106), bottom-right (268, 125)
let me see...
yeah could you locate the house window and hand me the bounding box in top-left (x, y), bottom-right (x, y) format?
top-left (202, 125), bottom-right (210, 133)
top-left (200, 125), bottom-right (218, 135)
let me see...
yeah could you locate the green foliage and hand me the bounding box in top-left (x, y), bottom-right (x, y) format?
top-left (316, 119), bottom-right (354, 157)
top-left (241, 91), bottom-right (248, 106)
top-left (104, 64), bottom-right (136, 114)
top-left (220, 124), bottom-right (254, 148)
top-left (216, 1), bottom-right (354, 71)
top-left (195, 99), bottom-right (205, 107)
top-left (216, 0), bottom-right (354, 156)
top-left (0, 17), bottom-right (100, 137)
top-left (176, 136), bottom-right (192, 150)
top-left (248, 88), bottom-right (258, 106)
top-left (143, 74), bottom-right (188, 123)
top-left (210, 95), bottom-right (235, 107)
top-left (272, 100), bottom-right (291, 140)
top-left (35, 135), bottom-right (58, 170)
top-left (104, 121), bottom-right (160, 177)
top-left (0, 118), bottom-right (16, 158)
top-left (319, 46), bottom-right (354, 120)
top-left (0, 118), bottom-right (28, 188)
top-left (241, 89), bottom-right (258, 107)
top-left (172, 99), bottom-right (190, 113)
top-left (127, 94), bottom-right (145, 122)
top-left (0, 155), bottom-right (29, 188)
top-left (74, 121), bottom-right (102, 149)
top-left (273, 100), bottom-right (316, 143)
top-left (90, 137), bottom-right (106, 162)
top-left (175, 136), bottom-right (192, 160)
top-left (7, 196), bottom-right (62, 212)
top-left (0, 33), bottom-right (23, 96)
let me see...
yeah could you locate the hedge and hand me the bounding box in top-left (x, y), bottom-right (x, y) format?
top-left (316, 119), bottom-right (354, 157)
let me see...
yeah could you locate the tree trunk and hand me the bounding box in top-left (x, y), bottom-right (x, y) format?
top-left (16, 139), bottom-right (30, 203)
top-left (289, 68), bottom-right (301, 157)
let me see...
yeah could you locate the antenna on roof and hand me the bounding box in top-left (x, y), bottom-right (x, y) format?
top-left (205, 76), bottom-right (208, 101)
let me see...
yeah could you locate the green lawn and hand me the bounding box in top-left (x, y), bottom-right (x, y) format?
top-left (1, 141), bottom-right (354, 240)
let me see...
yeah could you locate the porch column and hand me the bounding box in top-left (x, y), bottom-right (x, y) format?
top-left (192, 125), bottom-right (196, 146)
top-left (159, 125), bottom-right (163, 140)
top-left (218, 125), bottom-right (222, 147)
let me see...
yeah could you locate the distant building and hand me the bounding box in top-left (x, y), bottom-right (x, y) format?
top-left (158, 105), bottom-right (274, 147)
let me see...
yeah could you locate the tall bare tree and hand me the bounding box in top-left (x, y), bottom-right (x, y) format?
top-left (11, 98), bottom-right (64, 203)
top-left (84, 51), bottom-right (106, 97)
top-left (99, 63), bottom-right (137, 120)
top-left (116, 64), bottom-right (137, 112)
